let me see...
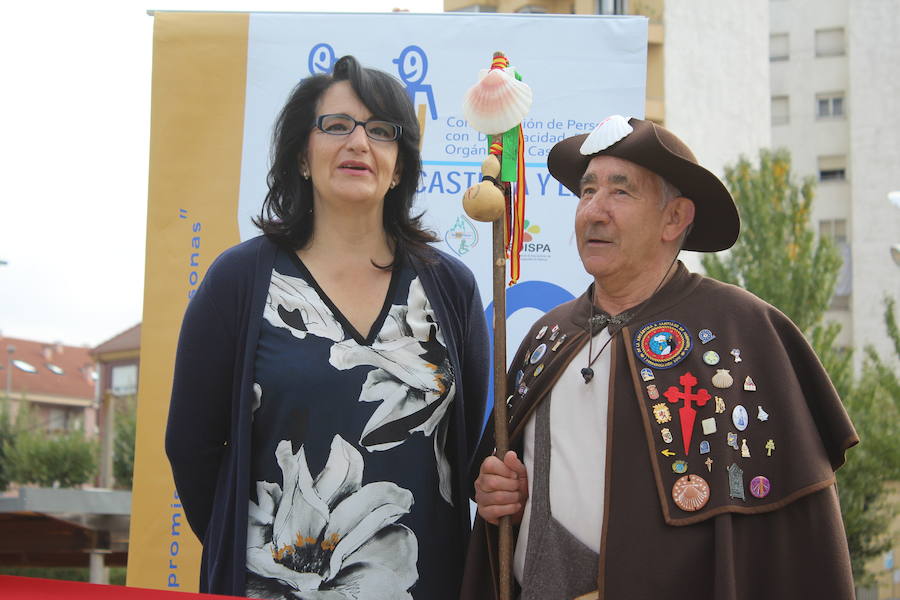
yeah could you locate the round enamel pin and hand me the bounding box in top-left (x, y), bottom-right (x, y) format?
top-left (702, 351), bottom-right (720, 366)
top-left (634, 320), bottom-right (692, 369)
top-left (749, 475), bottom-right (771, 498)
top-left (672, 474), bottom-right (710, 512)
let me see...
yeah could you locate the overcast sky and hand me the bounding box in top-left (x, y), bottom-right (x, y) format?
top-left (0, 0), bottom-right (442, 348)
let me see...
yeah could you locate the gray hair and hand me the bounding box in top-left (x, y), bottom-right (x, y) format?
top-left (658, 175), bottom-right (681, 208)
top-left (656, 175), bottom-right (693, 251)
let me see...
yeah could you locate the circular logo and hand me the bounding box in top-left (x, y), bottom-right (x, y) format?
top-left (749, 475), bottom-right (771, 498)
top-left (702, 350), bottom-right (720, 365)
top-left (634, 320), bottom-right (692, 369)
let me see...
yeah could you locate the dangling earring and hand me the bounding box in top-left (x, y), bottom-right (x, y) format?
top-left (390, 179), bottom-right (398, 189)
top-left (302, 170), bottom-right (310, 180)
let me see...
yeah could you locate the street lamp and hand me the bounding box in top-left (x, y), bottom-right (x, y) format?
top-left (891, 191), bottom-right (900, 267)
top-left (6, 345), bottom-right (15, 399)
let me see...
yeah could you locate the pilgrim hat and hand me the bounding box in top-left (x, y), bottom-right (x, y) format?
top-left (547, 116), bottom-right (740, 252)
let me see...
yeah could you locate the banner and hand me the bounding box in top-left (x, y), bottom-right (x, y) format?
top-left (0, 575), bottom-right (247, 599)
top-left (132, 10), bottom-right (646, 591)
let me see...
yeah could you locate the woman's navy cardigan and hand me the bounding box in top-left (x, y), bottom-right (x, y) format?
top-left (166, 235), bottom-right (489, 595)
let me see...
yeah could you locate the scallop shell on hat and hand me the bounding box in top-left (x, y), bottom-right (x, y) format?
top-left (579, 114), bottom-right (634, 155)
top-left (463, 68), bottom-right (533, 135)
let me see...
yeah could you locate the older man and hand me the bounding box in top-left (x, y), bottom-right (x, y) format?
top-left (461, 116), bottom-right (857, 600)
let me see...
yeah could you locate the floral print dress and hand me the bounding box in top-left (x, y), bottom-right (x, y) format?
top-left (245, 249), bottom-right (463, 600)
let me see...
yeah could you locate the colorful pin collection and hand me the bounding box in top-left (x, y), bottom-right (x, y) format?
top-left (637, 323), bottom-right (775, 512)
top-left (508, 321), bottom-right (576, 423)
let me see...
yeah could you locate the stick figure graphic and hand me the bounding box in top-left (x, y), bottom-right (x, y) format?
top-left (307, 43), bottom-right (336, 75)
top-left (392, 45), bottom-right (437, 120)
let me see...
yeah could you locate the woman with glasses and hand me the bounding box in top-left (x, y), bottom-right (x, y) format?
top-left (166, 55), bottom-right (489, 600)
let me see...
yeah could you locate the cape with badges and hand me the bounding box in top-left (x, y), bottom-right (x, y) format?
top-left (461, 263), bottom-right (858, 600)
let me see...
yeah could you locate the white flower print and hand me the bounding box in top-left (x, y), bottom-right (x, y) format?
top-left (265, 270), bottom-right (344, 342)
top-left (329, 278), bottom-right (456, 504)
top-left (252, 383), bottom-right (263, 417)
top-left (247, 436), bottom-right (418, 599)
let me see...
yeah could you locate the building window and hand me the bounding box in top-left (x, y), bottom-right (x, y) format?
top-left (816, 92), bottom-right (845, 119)
top-left (111, 364), bottom-right (139, 397)
top-left (770, 33), bottom-right (789, 61)
top-left (818, 155), bottom-right (847, 182)
top-left (452, 4), bottom-right (497, 12)
top-left (12, 359), bottom-right (37, 373)
top-left (815, 28), bottom-right (845, 57)
top-left (516, 5), bottom-right (547, 13)
top-left (771, 95), bottom-right (789, 125)
top-left (47, 407), bottom-right (69, 432)
top-left (596, 0), bottom-right (628, 14)
top-left (820, 219), bottom-right (851, 310)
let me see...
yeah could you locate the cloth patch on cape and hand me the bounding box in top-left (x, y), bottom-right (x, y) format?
top-left (633, 320), bottom-right (692, 369)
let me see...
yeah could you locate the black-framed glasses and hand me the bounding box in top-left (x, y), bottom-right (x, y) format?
top-left (315, 113), bottom-right (402, 142)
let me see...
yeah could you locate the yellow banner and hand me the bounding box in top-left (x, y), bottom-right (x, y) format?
top-left (129, 12), bottom-right (248, 591)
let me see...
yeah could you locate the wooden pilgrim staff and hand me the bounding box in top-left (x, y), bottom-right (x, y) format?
top-left (461, 52), bottom-right (532, 600)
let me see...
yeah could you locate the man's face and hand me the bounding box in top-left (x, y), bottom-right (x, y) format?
top-left (574, 155), bottom-right (671, 285)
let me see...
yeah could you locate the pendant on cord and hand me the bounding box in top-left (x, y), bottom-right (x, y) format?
top-left (581, 367), bottom-right (594, 383)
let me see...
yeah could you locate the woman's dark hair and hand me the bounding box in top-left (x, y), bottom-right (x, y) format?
top-left (254, 55), bottom-right (437, 260)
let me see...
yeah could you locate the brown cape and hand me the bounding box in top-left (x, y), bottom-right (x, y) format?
top-left (461, 263), bottom-right (858, 600)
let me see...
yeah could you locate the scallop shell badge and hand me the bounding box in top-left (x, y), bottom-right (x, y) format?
top-left (712, 369), bottom-right (734, 389)
top-left (672, 474), bottom-right (711, 512)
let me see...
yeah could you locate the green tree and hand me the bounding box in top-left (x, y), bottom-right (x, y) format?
top-left (0, 399), bottom-right (15, 491)
top-left (4, 426), bottom-right (98, 488)
top-left (702, 148), bottom-right (842, 332)
top-left (838, 299), bottom-right (900, 583)
top-left (701, 148), bottom-right (899, 583)
top-left (113, 398), bottom-right (136, 489)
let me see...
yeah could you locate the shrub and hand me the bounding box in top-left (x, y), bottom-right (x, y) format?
top-left (4, 428), bottom-right (98, 488)
top-left (113, 405), bottom-right (136, 489)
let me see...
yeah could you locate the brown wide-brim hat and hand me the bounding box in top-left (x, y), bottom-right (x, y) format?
top-left (547, 116), bottom-right (740, 252)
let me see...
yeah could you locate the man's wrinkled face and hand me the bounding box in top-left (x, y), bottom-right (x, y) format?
top-left (574, 155), bottom-right (670, 284)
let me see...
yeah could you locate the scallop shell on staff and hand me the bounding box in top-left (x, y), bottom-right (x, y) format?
top-left (462, 68), bottom-right (533, 135)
